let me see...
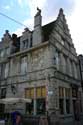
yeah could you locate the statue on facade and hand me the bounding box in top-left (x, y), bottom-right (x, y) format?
top-left (36, 7), bottom-right (41, 16)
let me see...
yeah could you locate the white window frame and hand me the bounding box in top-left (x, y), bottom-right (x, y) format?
top-left (4, 62), bottom-right (9, 78)
top-left (20, 56), bottom-right (27, 74)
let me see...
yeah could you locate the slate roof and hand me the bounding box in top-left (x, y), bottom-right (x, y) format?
top-left (42, 20), bottom-right (55, 42)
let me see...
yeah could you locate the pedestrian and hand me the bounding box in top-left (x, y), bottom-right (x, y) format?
top-left (39, 116), bottom-right (48, 125)
top-left (16, 113), bottom-right (23, 125)
top-left (75, 99), bottom-right (80, 121)
top-left (74, 99), bottom-right (81, 125)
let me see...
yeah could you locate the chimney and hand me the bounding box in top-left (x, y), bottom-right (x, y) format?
top-left (33, 7), bottom-right (42, 46)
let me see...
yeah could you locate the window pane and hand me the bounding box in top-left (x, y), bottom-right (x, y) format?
top-left (66, 99), bottom-right (70, 114)
top-left (80, 100), bottom-right (82, 112)
top-left (41, 87), bottom-right (46, 97)
top-left (1, 88), bottom-right (6, 98)
top-left (21, 57), bottom-right (27, 74)
top-left (6, 47), bottom-right (10, 55)
top-left (36, 87), bottom-right (41, 98)
top-left (25, 89), bottom-right (30, 98)
top-left (0, 50), bottom-right (4, 57)
top-left (26, 100), bottom-right (33, 115)
top-left (23, 39), bottom-right (28, 49)
top-left (72, 88), bottom-right (77, 97)
top-left (30, 88), bottom-right (34, 98)
top-left (65, 88), bottom-right (70, 97)
top-left (59, 99), bottom-right (64, 114)
top-left (59, 87), bottom-right (64, 97)
top-left (37, 98), bottom-right (46, 115)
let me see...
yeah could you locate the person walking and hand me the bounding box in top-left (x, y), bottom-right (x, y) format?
top-left (74, 99), bottom-right (81, 125)
top-left (39, 116), bottom-right (48, 125)
top-left (16, 115), bottom-right (22, 125)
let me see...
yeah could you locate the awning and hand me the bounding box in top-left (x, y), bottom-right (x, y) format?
top-left (0, 97), bottom-right (31, 104)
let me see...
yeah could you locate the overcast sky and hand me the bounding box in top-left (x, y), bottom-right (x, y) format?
top-left (0, 0), bottom-right (82, 54)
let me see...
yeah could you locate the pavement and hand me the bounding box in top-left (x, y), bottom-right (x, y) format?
top-left (73, 120), bottom-right (83, 125)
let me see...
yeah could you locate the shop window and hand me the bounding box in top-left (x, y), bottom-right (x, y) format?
top-left (30, 88), bottom-right (34, 98)
top-left (72, 88), bottom-right (77, 98)
top-left (59, 87), bottom-right (64, 114)
top-left (59, 87), bottom-right (71, 114)
top-left (37, 98), bottom-right (46, 114)
top-left (66, 99), bottom-right (70, 114)
top-left (36, 87), bottom-right (46, 98)
top-left (26, 100), bottom-right (33, 115)
top-left (59, 87), bottom-right (64, 97)
top-left (65, 88), bottom-right (70, 97)
top-left (37, 87), bottom-right (41, 98)
top-left (65, 88), bottom-right (70, 114)
top-left (25, 86), bottom-right (46, 115)
top-left (25, 88), bottom-right (34, 99)
top-left (78, 91), bottom-right (82, 112)
top-left (41, 87), bottom-right (46, 97)
top-left (59, 99), bottom-right (64, 114)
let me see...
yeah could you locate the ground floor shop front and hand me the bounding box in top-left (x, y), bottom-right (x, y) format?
top-left (0, 79), bottom-right (83, 124)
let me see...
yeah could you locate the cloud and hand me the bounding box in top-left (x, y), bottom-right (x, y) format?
top-left (3, 5), bottom-right (11, 10)
top-left (14, 27), bottom-right (23, 37)
top-left (26, 0), bottom-right (76, 26)
top-left (15, 0), bottom-right (75, 28)
top-left (67, 0), bottom-right (83, 54)
top-left (15, 0), bottom-right (83, 54)
top-left (14, 17), bottom-right (34, 36)
top-left (18, 0), bottom-right (23, 7)
top-left (27, 0), bottom-right (46, 17)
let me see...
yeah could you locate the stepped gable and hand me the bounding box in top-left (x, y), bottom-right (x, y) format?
top-left (55, 8), bottom-right (73, 44)
top-left (42, 8), bottom-right (73, 44)
top-left (2, 30), bottom-right (11, 42)
top-left (0, 30), bottom-right (11, 49)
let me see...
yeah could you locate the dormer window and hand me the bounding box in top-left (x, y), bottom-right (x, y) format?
top-left (23, 39), bottom-right (28, 49)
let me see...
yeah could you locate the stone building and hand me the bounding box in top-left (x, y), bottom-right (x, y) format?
top-left (78, 55), bottom-right (83, 90)
top-left (0, 8), bottom-right (83, 124)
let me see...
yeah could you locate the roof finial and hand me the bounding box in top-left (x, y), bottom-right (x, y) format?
top-left (59, 8), bottom-right (63, 14)
top-left (36, 7), bottom-right (41, 16)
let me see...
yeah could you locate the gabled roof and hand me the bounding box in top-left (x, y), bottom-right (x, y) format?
top-left (42, 8), bottom-right (73, 45)
top-left (42, 21), bottom-right (55, 42)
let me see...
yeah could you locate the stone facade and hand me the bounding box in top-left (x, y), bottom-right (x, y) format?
top-left (78, 55), bottom-right (83, 89)
top-left (0, 8), bottom-right (83, 124)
